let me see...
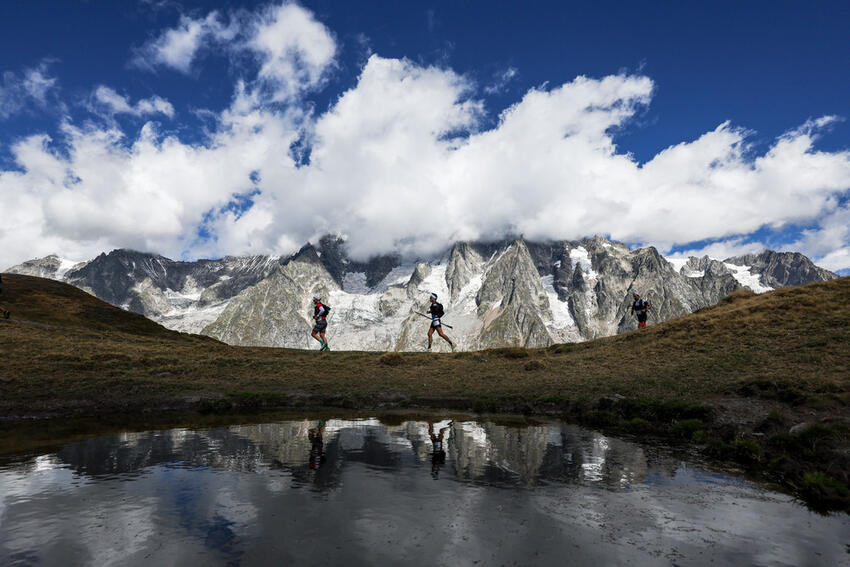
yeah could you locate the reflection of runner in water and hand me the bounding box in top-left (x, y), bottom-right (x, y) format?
top-left (308, 421), bottom-right (326, 470)
top-left (428, 421), bottom-right (452, 479)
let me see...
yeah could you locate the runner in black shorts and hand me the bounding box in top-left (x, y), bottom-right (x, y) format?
top-left (427, 293), bottom-right (455, 352)
top-left (311, 296), bottom-right (330, 351)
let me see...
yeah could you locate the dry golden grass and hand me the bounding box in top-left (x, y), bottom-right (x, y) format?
top-left (1, 273), bottom-right (848, 417)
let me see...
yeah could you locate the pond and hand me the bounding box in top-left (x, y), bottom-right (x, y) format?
top-left (0, 416), bottom-right (847, 566)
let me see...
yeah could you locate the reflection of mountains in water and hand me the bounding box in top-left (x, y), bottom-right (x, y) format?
top-left (44, 419), bottom-right (660, 489)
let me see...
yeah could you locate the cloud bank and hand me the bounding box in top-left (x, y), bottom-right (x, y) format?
top-left (2, 2), bottom-right (850, 273)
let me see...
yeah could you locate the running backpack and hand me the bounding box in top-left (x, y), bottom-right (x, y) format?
top-left (434, 302), bottom-right (444, 317)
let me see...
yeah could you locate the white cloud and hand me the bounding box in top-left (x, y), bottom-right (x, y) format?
top-left (2, 3), bottom-right (850, 273)
top-left (93, 86), bottom-right (174, 118)
top-left (132, 1), bottom-right (335, 102)
top-left (667, 238), bottom-right (768, 262)
top-left (133, 12), bottom-right (235, 73)
top-left (484, 66), bottom-right (518, 95)
top-left (248, 2), bottom-right (336, 101)
top-left (785, 203), bottom-right (850, 272)
top-left (0, 62), bottom-right (58, 119)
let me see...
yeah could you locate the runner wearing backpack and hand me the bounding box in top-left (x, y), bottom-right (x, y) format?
top-left (311, 296), bottom-right (331, 351)
top-left (630, 293), bottom-right (652, 328)
top-left (426, 293), bottom-right (455, 352)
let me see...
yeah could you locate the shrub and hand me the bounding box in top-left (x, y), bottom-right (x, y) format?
top-left (731, 439), bottom-right (764, 465)
top-left (500, 347), bottom-right (530, 359)
top-left (627, 417), bottom-right (652, 433)
top-left (670, 419), bottom-right (704, 439)
top-left (379, 352), bottom-right (404, 366)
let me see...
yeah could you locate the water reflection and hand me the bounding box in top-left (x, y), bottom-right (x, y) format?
top-left (1, 417), bottom-right (847, 566)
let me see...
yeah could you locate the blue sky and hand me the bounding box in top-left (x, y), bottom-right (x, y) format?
top-left (1, 1), bottom-right (849, 273)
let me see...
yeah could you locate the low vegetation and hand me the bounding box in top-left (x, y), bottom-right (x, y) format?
top-left (0, 273), bottom-right (848, 510)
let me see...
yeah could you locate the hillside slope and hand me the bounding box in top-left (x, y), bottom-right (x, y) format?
top-left (1, 272), bottom-right (847, 413)
top-left (0, 274), bottom-right (210, 340)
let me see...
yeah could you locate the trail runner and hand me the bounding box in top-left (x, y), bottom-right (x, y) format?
top-left (426, 293), bottom-right (456, 352)
top-left (631, 293), bottom-right (652, 328)
top-left (311, 296), bottom-right (331, 351)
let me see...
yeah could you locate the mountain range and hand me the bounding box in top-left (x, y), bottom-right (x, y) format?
top-left (6, 236), bottom-right (836, 351)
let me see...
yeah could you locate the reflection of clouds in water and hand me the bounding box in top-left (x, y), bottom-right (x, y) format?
top-left (0, 459), bottom-right (74, 521)
top-left (73, 498), bottom-right (158, 566)
top-left (213, 487), bottom-right (259, 533)
top-left (1, 419), bottom-right (849, 566)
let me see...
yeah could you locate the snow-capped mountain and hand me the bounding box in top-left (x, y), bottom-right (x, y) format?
top-left (6, 237), bottom-right (837, 351)
top-left (5, 254), bottom-right (90, 280)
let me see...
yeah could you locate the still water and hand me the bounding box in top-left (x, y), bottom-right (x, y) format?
top-left (0, 417), bottom-right (847, 566)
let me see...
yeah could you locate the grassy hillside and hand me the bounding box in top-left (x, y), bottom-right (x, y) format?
top-left (1, 272), bottom-right (848, 411)
top-left (1, 273), bottom-right (848, 508)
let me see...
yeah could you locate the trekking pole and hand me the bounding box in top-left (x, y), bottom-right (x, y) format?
top-left (414, 312), bottom-right (454, 329)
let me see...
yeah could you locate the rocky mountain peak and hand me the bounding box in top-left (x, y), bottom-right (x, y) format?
top-left (725, 250), bottom-right (838, 288)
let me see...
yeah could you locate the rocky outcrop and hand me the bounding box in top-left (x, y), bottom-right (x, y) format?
top-left (6, 254), bottom-right (89, 280)
top-left (726, 250), bottom-right (838, 288)
top-left (203, 245), bottom-right (338, 348)
top-left (475, 239), bottom-right (552, 348)
top-left (51, 249), bottom-right (281, 318)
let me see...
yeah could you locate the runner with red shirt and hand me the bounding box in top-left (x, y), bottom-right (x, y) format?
top-left (311, 296), bottom-right (331, 351)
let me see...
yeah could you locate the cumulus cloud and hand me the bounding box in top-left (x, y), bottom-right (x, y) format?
top-left (786, 204), bottom-right (850, 272)
top-left (93, 86), bottom-right (174, 118)
top-left (132, 1), bottom-right (335, 102)
top-left (248, 2), bottom-right (336, 101)
top-left (132, 11), bottom-right (236, 73)
top-left (0, 62), bottom-right (58, 119)
top-left (2, 2), bottom-right (850, 273)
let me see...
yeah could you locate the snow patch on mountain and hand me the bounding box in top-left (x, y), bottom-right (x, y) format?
top-left (456, 274), bottom-right (483, 314)
top-left (342, 272), bottom-right (369, 294)
top-left (373, 264), bottom-right (418, 293)
top-left (667, 256), bottom-right (706, 278)
top-left (55, 257), bottom-right (86, 278)
top-left (666, 257), bottom-right (688, 272)
top-left (541, 275), bottom-right (575, 329)
top-left (569, 246), bottom-right (596, 277)
top-left (723, 263), bottom-right (774, 293)
top-left (159, 301), bottom-right (231, 334)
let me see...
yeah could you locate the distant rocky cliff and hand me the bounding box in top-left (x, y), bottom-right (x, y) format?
top-left (7, 238), bottom-right (836, 351)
